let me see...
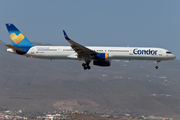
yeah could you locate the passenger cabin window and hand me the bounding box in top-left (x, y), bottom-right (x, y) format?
top-left (166, 51), bottom-right (172, 54)
top-left (63, 49), bottom-right (74, 51)
top-left (108, 50), bottom-right (129, 52)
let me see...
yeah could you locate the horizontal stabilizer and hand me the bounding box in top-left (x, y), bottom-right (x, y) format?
top-left (5, 44), bottom-right (26, 52)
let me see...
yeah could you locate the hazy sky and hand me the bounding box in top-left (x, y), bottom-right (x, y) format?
top-left (0, 0), bottom-right (180, 59)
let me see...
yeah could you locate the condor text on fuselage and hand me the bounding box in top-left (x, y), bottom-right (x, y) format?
top-left (133, 48), bottom-right (158, 55)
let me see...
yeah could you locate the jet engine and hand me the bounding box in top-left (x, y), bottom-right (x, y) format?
top-left (93, 60), bottom-right (111, 66)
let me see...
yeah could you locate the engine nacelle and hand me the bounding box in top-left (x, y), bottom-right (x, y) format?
top-left (15, 50), bottom-right (26, 55)
top-left (93, 60), bottom-right (111, 66)
top-left (94, 53), bottom-right (108, 61)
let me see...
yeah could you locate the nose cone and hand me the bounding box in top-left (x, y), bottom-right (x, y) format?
top-left (169, 54), bottom-right (176, 60)
top-left (172, 54), bottom-right (176, 60)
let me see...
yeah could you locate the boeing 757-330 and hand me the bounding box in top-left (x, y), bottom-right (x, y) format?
top-left (5, 24), bottom-right (176, 70)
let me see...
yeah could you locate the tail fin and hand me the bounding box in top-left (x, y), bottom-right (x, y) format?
top-left (5, 24), bottom-right (34, 51)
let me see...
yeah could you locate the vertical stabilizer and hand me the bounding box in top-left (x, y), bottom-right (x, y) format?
top-left (5, 24), bottom-right (34, 51)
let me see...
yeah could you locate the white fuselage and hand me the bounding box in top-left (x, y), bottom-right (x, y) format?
top-left (7, 46), bottom-right (175, 61)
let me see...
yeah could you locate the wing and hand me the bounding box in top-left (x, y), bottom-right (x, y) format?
top-left (63, 30), bottom-right (97, 57)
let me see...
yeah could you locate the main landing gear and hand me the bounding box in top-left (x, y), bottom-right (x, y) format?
top-left (82, 62), bottom-right (91, 70)
top-left (155, 60), bottom-right (161, 69)
top-left (82, 55), bottom-right (91, 70)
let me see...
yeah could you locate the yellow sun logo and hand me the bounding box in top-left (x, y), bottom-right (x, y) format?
top-left (10, 33), bottom-right (25, 44)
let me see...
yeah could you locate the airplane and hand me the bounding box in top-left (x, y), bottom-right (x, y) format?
top-left (5, 23), bottom-right (176, 70)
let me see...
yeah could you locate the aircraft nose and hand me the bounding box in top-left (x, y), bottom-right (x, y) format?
top-left (172, 54), bottom-right (176, 60)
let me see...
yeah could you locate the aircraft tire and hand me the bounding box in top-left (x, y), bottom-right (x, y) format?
top-left (155, 66), bottom-right (158, 69)
top-left (87, 66), bottom-right (91, 69)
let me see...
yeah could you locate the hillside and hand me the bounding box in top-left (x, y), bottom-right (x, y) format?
top-left (0, 79), bottom-right (180, 117)
top-left (0, 40), bottom-right (180, 118)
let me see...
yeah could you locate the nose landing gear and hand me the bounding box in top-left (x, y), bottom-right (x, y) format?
top-left (155, 66), bottom-right (158, 69)
top-left (155, 60), bottom-right (161, 69)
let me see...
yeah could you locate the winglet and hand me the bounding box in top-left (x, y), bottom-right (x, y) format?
top-left (63, 30), bottom-right (71, 40)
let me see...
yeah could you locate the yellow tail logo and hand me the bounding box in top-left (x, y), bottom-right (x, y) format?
top-left (10, 33), bottom-right (25, 44)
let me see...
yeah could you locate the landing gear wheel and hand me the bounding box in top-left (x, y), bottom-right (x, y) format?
top-left (82, 63), bottom-right (85, 67)
top-left (87, 66), bottom-right (91, 69)
top-left (155, 66), bottom-right (158, 69)
top-left (155, 60), bottom-right (161, 69)
top-left (82, 63), bottom-right (91, 70)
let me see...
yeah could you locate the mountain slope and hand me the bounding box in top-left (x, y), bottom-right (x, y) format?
top-left (1, 40), bottom-right (180, 118)
top-left (0, 79), bottom-right (180, 117)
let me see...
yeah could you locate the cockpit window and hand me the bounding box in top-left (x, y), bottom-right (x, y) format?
top-left (166, 51), bottom-right (172, 54)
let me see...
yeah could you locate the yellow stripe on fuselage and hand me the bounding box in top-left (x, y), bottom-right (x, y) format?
top-left (105, 53), bottom-right (108, 61)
